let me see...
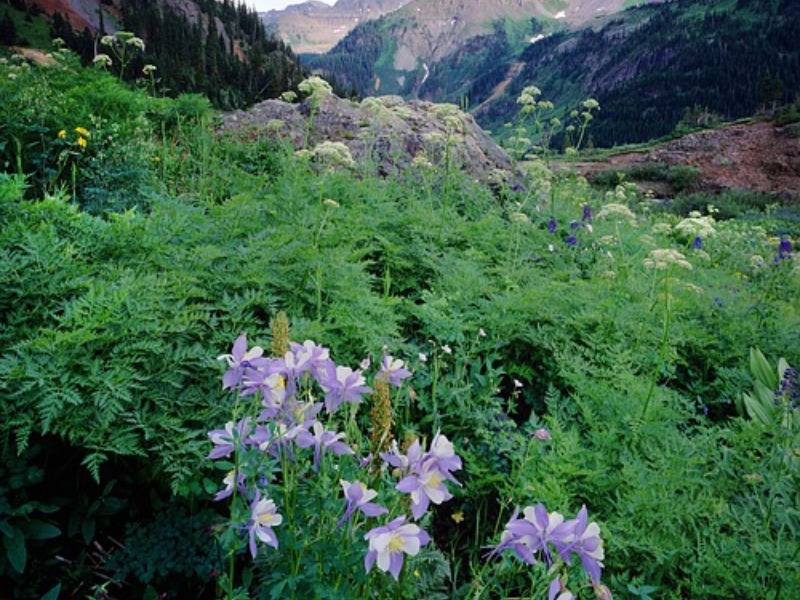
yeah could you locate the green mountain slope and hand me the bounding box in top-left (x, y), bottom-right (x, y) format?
top-left (479, 0), bottom-right (800, 145)
top-left (0, 0), bottom-right (306, 109)
top-left (308, 0), bottom-right (800, 146)
top-left (305, 0), bottom-right (654, 98)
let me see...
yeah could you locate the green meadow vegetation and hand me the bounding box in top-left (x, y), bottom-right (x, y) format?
top-left (1, 48), bottom-right (799, 600)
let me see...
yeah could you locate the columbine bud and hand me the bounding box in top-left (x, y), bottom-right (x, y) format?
top-left (534, 428), bottom-right (551, 441)
top-left (594, 584), bottom-right (613, 600)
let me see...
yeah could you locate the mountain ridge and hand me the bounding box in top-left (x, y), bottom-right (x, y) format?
top-left (307, 0), bottom-right (800, 147)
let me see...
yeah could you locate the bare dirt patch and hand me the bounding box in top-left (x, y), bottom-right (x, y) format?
top-left (571, 120), bottom-right (800, 198)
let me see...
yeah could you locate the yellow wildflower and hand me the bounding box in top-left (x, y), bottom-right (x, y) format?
top-left (77, 137), bottom-right (87, 149)
top-left (74, 127), bottom-right (91, 139)
top-left (57, 129), bottom-right (67, 139)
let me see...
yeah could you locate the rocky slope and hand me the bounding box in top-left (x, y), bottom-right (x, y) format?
top-left (573, 120), bottom-right (800, 197)
top-left (264, 0), bottom-right (652, 55)
top-left (218, 92), bottom-right (511, 178)
top-left (261, 0), bottom-right (414, 54)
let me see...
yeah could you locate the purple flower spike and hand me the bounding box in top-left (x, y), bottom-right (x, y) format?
top-left (565, 234), bottom-right (578, 247)
top-left (692, 236), bottom-right (703, 250)
top-left (378, 354), bottom-right (412, 387)
top-left (338, 480), bottom-right (388, 528)
top-left (364, 516), bottom-right (430, 580)
top-left (247, 490), bottom-right (282, 557)
top-left (582, 204), bottom-right (593, 223)
top-left (217, 334), bottom-right (268, 390)
top-left (318, 364), bottom-right (372, 413)
top-left (547, 218), bottom-right (558, 233)
top-left (776, 238), bottom-right (792, 262)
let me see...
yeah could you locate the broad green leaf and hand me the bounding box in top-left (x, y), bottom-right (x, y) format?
top-left (2, 525), bottom-right (26, 573)
top-left (749, 348), bottom-right (778, 389)
top-left (0, 520), bottom-right (12, 538)
top-left (777, 358), bottom-right (790, 380)
top-left (743, 392), bottom-right (774, 426)
top-left (754, 379), bottom-right (776, 406)
top-left (23, 520), bottom-right (60, 540)
top-left (81, 517), bottom-right (96, 545)
top-left (40, 583), bottom-right (61, 600)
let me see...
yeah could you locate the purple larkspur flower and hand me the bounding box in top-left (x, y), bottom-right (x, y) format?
top-left (247, 491), bottom-right (282, 557)
top-left (295, 421), bottom-right (354, 471)
top-left (337, 480), bottom-right (388, 528)
top-left (582, 204), bottom-right (593, 223)
top-left (776, 238), bottom-right (792, 262)
top-left (565, 234), bottom-right (578, 246)
top-left (547, 218), bottom-right (558, 234)
top-left (377, 354), bottom-right (412, 387)
top-left (692, 236), bottom-right (702, 250)
top-left (775, 367), bottom-right (799, 408)
top-left (364, 516), bottom-right (430, 580)
top-left (217, 334), bottom-right (268, 390)
top-left (318, 364), bottom-right (372, 413)
top-left (570, 220), bottom-right (580, 230)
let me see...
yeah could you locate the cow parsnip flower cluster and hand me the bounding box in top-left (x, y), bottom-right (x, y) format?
top-left (643, 248), bottom-right (693, 270)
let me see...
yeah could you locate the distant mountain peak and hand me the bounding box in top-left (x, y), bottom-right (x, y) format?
top-left (261, 0), bottom-right (415, 54)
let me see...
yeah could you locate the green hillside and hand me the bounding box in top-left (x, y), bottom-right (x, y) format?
top-left (480, 0), bottom-right (800, 145)
top-left (0, 0), bottom-right (306, 109)
top-left (308, 0), bottom-right (800, 147)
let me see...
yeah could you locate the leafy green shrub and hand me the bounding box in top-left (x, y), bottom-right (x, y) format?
top-left (105, 506), bottom-right (222, 597)
top-left (668, 189), bottom-right (779, 219)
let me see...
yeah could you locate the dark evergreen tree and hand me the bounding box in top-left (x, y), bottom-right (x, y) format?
top-left (0, 13), bottom-right (17, 45)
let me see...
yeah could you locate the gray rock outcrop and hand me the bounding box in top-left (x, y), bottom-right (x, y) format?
top-left (218, 93), bottom-right (512, 179)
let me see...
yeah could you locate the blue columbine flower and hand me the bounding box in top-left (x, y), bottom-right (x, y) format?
top-left (364, 516), bottom-right (430, 580)
top-left (338, 480), bottom-right (388, 528)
